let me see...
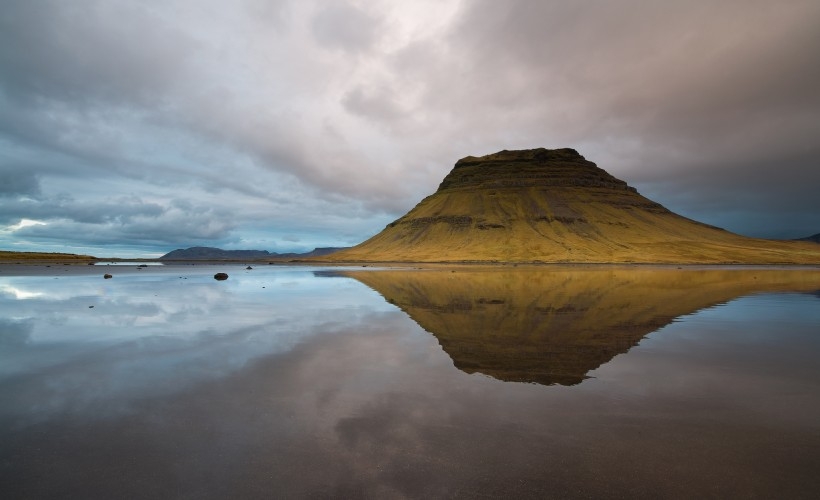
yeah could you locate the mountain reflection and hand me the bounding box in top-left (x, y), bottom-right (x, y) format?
top-left (344, 267), bottom-right (820, 386)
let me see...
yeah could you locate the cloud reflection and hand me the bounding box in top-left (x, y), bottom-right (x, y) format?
top-left (0, 266), bottom-right (395, 423)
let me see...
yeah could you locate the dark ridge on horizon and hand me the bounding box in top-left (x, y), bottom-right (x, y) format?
top-left (795, 233), bottom-right (820, 243)
top-left (159, 246), bottom-right (348, 260)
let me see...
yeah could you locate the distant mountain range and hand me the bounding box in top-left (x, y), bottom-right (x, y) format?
top-left (159, 246), bottom-right (348, 260)
top-left (796, 233), bottom-right (820, 243)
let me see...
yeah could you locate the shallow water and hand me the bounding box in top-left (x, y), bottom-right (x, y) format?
top-left (1, 265), bottom-right (819, 499)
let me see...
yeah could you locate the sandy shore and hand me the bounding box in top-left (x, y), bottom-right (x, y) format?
top-left (1, 260), bottom-right (818, 278)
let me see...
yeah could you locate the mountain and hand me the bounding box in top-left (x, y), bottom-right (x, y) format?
top-left (160, 246), bottom-right (348, 260)
top-left (325, 148), bottom-right (820, 263)
top-left (342, 267), bottom-right (820, 385)
top-left (295, 247), bottom-right (349, 258)
top-left (796, 233), bottom-right (820, 243)
top-left (161, 247), bottom-right (270, 260)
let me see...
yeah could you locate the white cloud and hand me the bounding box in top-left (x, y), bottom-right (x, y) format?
top-left (5, 219), bottom-right (46, 232)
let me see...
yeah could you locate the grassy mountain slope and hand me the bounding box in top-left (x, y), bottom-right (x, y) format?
top-left (327, 149), bottom-right (820, 263)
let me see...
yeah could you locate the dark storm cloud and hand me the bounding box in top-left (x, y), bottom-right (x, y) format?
top-left (19, 214), bottom-right (234, 246)
top-left (0, 0), bottom-right (197, 105)
top-left (0, 195), bottom-right (163, 226)
top-left (0, 169), bottom-right (39, 198)
top-left (1, 0), bottom-right (818, 255)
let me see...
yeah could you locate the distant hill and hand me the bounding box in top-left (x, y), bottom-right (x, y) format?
top-left (160, 246), bottom-right (348, 260)
top-left (160, 247), bottom-right (270, 260)
top-left (288, 247), bottom-right (349, 258)
top-left (0, 250), bottom-right (96, 262)
top-left (796, 233), bottom-right (820, 243)
top-left (325, 148), bottom-right (820, 264)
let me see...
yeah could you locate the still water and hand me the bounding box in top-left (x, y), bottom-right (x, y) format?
top-left (1, 265), bottom-right (819, 499)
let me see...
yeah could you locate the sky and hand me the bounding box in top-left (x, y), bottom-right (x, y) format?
top-left (1, 0), bottom-right (819, 257)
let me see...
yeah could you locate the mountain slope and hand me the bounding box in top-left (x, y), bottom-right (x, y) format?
top-left (326, 148), bottom-right (820, 263)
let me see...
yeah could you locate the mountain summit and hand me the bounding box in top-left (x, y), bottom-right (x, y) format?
top-left (327, 148), bottom-right (820, 263)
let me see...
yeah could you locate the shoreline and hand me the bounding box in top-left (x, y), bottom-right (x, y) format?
top-left (1, 260), bottom-right (819, 278)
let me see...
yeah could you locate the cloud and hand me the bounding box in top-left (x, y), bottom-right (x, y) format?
top-left (311, 2), bottom-right (382, 53)
top-left (0, 0), bottom-right (198, 105)
top-left (1, 0), bottom-right (819, 255)
top-left (0, 168), bottom-right (40, 198)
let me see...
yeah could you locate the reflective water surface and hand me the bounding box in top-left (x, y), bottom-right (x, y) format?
top-left (2, 265), bottom-right (820, 499)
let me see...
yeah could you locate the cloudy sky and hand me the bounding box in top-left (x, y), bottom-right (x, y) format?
top-left (1, 0), bottom-right (819, 257)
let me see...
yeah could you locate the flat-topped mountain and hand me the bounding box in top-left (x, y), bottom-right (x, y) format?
top-left (326, 148), bottom-right (820, 263)
top-left (160, 246), bottom-right (347, 260)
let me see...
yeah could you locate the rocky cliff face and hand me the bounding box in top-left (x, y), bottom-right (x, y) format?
top-left (439, 148), bottom-right (637, 192)
top-left (326, 148), bottom-right (820, 263)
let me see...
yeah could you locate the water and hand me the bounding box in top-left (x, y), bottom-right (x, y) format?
top-left (1, 265), bottom-right (819, 498)
top-left (93, 261), bottom-right (165, 266)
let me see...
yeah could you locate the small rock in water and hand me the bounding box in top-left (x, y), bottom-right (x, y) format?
top-left (214, 273), bottom-right (229, 281)
top-left (246, 266), bottom-right (253, 270)
top-left (89, 305), bottom-right (94, 308)
top-left (103, 274), bottom-right (112, 279)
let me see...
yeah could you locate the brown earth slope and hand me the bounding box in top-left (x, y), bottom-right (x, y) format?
top-left (345, 267), bottom-right (820, 385)
top-left (327, 148), bottom-right (820, 263)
